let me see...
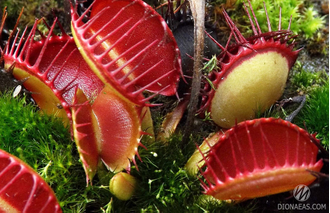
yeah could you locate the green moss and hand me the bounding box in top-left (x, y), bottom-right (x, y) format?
top-left (293, 81), bottom-right (329, 149)
top-left (102, 134), bottom-right (252, 212)
top-left (287, 65), bottom-right (329, 149)
top-left (290, 65), bottom-right (328, 93)
top-left (300, 6), bottom-right (326, 38)
top-left (0, 91), bottom-right (71, 170)
top-left (0, 91), bottom-right (253, 212)
top-left (233, 0), bottom-right (325, 39)
top-left (132, 134), bottom-right (199, 211)
top-left (0, 0), bottom-right (66, 33)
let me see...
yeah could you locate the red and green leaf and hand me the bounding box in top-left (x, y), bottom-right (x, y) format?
top-left (4, 19), bottom-right (104, 125)
top-left (200, 118), bottom-right (323, 200)
top-left (91, 86), bottom-right (144, 172)
top-left (0, 149), bottom-right (62, 213)
top-left (71, 0), bottom-right (182, 105)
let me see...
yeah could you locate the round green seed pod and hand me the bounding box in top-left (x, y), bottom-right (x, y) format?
top-left (109, 172), bottom-right (137, 201)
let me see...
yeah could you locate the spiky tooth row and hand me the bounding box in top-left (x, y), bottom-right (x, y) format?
top-left (3, 19), bottom-right (104, 125)
top-left (3, 8), bottom-right (156, 183)
top-left (71, 86), bottom-right (150, 181)
top-left (200, 1), bottom-right (300, 128)
top-left (71, 0), bottom-right (182, 105)
top-left (3, 17), bottom-right (146, 180)
top-left (0, 149), bottom-right (62, 212)
top-left (199, 118), bottom-right (323, 200)
top-left (185, 131), bottom-right (223, 176)
top-left (71, 88), bottom-right (99, 184)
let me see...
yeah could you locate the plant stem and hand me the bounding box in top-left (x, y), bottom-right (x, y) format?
top-left (182, 0), bottom-right (205, 147)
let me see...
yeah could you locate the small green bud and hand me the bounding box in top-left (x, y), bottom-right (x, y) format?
top-left (109, 172), bottom-right (137, 201)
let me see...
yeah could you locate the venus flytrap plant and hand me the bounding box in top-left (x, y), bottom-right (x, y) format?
top-left (1, 1), bottom-right (185, 211)
top-left (200, 1), bottom-right (299, 128)
top-left (3, 0), bottom-right (182, 185)
top-left (70, 0), bottom-right (182, 105)
top-left (3, 17), bottom-right (107, 183)
top-left (182, 0), bottom-right (326, 204)
top-left (198, 118), bottom-right (323, 201)
top-left (0, 0), bottom-right (327, 211)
